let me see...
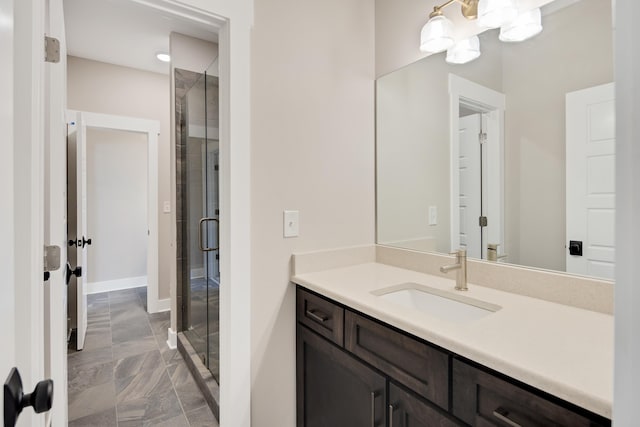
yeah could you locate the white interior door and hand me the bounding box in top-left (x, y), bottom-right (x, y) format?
top-left (7, 0), bottom-right (49, 425)
top-left (566, 82), bottom-right (615, 279)
top-left (458, 114), bottom-right (482, 258)
top-left (76, 113), bottom-right (89, 349)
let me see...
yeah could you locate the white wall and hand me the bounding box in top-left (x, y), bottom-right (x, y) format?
top-left (170, 32), bottom-right (218, 75)
top-left (86, 128), bottom-right (148, 286)
top-left (375, 0), bottom-right (613, 272)
top-left (250, 0), bottom-right (375, 425)
top-left (67, 56), bottom-right (172, 299)
top-left (376, 36), bottom-right (503, 253)
top-left (614, 1), bottom-right (640, 425)
top-left (502, 0), bottom-right (613, 270)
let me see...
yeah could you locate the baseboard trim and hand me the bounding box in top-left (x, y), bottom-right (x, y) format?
top-left (156, 298), bottom-right (171, 312)
top-left (167, 328), bottom-right (177, 349)
top-left (87, 276), bottom-right (147, 294)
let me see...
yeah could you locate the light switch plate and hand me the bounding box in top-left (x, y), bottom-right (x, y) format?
top-left (428, 206), bottom-right (437, 226)
top-left (163, 201), bottom-right (171, 214)
top-left (283, 210), bottom-right (299, 238)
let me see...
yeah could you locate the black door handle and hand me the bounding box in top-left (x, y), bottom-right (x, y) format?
top-left (64, 263), bottom-right (82, 285)
top-left (569, 240), bottom-right (583, 256)
top-left (4, 368), bottom-right (53, 426)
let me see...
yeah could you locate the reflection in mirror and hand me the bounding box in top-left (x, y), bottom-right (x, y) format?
top-left (376, 0), bottom-right (614, 280)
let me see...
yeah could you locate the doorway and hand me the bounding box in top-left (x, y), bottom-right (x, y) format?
top-left (177, 61), bottom-right (221, 384)
top-left (449, 74), bottom-right (506, 260)
top-left (66, 111), bottom-right (161, 350)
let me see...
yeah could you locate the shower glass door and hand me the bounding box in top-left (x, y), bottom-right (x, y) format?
top-left (183, 59), bottom-right (220, 382)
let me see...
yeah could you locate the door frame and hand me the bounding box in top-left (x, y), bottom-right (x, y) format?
top-left (67, 110), bottom-right (164, 312)
top-left (0, 0), bottom-right (17, 421)
top-left (44, 0), bottom-right (68, 423)
top-left (449, 74), bottom-right (506, 257)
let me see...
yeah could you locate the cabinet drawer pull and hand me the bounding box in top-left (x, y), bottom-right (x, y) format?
top-left (306, 309), bottom-right (329, 323)
top-left (370, 392), bottom-right (376, 427)
top-left (492, 408), bottom-right (522, 427)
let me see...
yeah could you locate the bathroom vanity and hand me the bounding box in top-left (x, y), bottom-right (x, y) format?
top-left (292, 246), bottom-right (613, 427)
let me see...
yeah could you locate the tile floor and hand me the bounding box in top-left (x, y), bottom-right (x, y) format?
top-left (67, 287), bottom-right (218, 426)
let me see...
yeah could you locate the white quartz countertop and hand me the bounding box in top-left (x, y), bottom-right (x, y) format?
top-left (292, 262), bottom-right (613, 419)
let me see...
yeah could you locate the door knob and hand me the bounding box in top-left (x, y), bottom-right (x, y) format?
top-left (64, 262), bottom-right (82, 285)
top-left (80, 236), bottom-right (92, 247)
top-left (569, 240), bottom-right (583, 256)
top-left (4, 368), bottom-right (53, 427)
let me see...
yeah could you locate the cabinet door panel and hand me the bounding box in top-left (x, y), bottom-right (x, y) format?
top-left (297, 325), bottom-right (386, 427)
top-left (389, 383), bottom-right (463, 427)
top-left (345, 310), bottom-right (449, 409)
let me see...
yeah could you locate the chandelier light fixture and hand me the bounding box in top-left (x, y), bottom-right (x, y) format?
top-left (420, 0), bottom-right (543, 64)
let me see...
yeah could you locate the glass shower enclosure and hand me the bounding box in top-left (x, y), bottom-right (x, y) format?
top-left (178, 59), bottom-right (220, 382)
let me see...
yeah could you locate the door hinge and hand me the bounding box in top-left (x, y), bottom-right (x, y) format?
top-left (479, 132), bottom-right (487, 144)
top-left (44, 36), bottom-right (60, 63)
top-left (479, 216), bottom-right (488, 227)
top-left (44, 245), bottom-right (61, 273)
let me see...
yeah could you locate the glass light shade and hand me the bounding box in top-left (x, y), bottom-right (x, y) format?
top-left (420, 15), bottom-right (455, 53)
top-left (499, 8), bottom-right (543, 42)
top-left (446, 36), bottom-right (481, 64)
top-left (477, 0), bottom-right (518, 28)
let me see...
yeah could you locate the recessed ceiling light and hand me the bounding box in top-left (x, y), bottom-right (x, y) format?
top-left (156, 53), bottom-right (171, 63)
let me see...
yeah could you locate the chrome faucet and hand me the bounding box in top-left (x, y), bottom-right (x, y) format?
top-left (440, 249), bottom-right (467, 291)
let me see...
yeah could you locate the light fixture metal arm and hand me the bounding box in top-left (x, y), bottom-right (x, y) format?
top-left (430, 0), bottom-right (478, 20)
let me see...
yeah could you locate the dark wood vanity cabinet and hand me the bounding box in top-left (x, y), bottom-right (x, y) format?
top-left (297, 326), bottom-right (387, 427)
top-left (451, 360), bottom-right (610, 427)
top-left (389, 383), bottom-right (461, 427)
top-left (296, 286), bottom-right (611, 427)
top-left (345, 310), bottom-right (449, 410)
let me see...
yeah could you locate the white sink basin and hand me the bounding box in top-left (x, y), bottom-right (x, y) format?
top-left (372, 283), bottom-right (501, 323)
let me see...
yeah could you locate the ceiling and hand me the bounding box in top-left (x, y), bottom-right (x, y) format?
top-left (63, 0), bottom-right (218, 75)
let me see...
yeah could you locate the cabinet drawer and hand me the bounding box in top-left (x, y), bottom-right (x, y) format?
top-left (452, 359), bottom-right (610, 427)
top-left (345, 310), bottom-right (449, 410)
top-left (297, 288), bottom-right (344, 346)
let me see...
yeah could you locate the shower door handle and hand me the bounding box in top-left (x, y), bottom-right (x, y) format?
top-left (199, 217), bottom-right (219, 252)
